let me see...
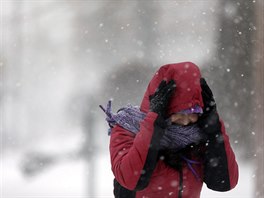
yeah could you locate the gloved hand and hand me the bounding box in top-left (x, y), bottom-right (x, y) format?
top-left (149, 80), bottom-right (176, 118)
top-left (199, 79), bottom-right (234, 191)
top-left (199, 78), bottom-right (221, 135)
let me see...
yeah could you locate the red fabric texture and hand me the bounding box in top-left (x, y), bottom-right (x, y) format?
top-left (109, 62), bottom-right (238, 197)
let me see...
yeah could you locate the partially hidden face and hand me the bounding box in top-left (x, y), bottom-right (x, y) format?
top-left (170, 113), bottom-right (199, 126)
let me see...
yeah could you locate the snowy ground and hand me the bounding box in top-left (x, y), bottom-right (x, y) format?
top-left (2, 152), bottom-right (254, 198)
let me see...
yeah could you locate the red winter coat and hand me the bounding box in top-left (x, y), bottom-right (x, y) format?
top-left (110, 62), bottom-right (239, 198)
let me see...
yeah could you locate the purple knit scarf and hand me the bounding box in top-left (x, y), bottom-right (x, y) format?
top-left (100, 100), bottom-right (204, 180)
top-left (100, 100), bottom-right (203, 151)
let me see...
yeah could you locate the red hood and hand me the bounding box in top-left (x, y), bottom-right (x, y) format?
top-left (140, 62), bottom-right (204, 116)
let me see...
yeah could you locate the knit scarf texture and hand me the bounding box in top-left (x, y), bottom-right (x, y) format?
top-left (100, 100), bottom-right (203, 151)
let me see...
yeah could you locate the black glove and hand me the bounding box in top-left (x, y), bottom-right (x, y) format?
top-left (199, 78), bottom-right (221, 135)
top-left (199, 79), bottom-right (233, 191)
top-left (149, 80), bottom-right (176, 118)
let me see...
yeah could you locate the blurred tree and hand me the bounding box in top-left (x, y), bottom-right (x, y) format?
top-left (253, 0), bottom-right (264, 197)
top-left (2, 1), bottom-right (27, 149)
top-left (202, 0), bottom-right (255, 159)
top-left (74, 94), bottom-right (97, 196)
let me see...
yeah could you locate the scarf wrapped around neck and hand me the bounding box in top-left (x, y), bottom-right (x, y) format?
top-left (100, 100), bottom-right (203, 151)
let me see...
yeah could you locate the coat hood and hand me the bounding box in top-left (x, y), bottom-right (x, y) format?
top-left (140, 62), bottom-right (204, 117)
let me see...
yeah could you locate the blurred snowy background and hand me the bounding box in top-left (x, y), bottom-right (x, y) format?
top-left (1, 0), bottom-right (263, 197)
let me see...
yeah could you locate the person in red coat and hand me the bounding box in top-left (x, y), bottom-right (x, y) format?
top-left (100, 62), bottom-right (239, 198)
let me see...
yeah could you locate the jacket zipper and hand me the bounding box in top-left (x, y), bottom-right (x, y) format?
top-left (178, 166), bottom-right (183, 198)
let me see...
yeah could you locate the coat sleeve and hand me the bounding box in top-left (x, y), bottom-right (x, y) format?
top-left (109, 112), bottom-right (165, 191)
top-left (203, 118), bottom-right (239, 191)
